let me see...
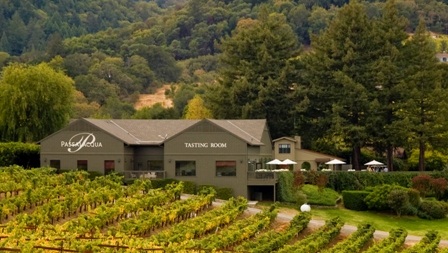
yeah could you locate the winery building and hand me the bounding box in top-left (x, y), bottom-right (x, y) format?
top-left (39, 118), bottom-right (277, 200)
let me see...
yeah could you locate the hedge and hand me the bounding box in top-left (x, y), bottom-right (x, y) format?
top-left (0, 142), bottom-right (40, 168)
top-left (342, 190), bottom-right (370, 211)
top-left (198, 185), bottom-right (233, 200)
top-left (277, 171), bottom-right (295, 202)
top-left (303, 171), bottom-right (437, 192)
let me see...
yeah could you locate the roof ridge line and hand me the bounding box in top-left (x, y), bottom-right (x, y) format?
top-left (225, 120), bottom-right (260, 143)
top-left (108, 120), bottom-right (142, 143)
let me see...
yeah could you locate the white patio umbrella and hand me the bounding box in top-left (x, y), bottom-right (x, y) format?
top-left (266, 159), bottom-right (284, 165)
top-left (325, 159), bottom-right (346, 165)
top-left (282, 159), bottom-right (297, 165)
top-left (325, 159), bottom-right (346, 171)
top-left (364, 160), bottom-right (384, 166)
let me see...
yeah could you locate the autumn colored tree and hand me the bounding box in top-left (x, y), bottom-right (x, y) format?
top-left (184, 95), bottom-right (213, 119)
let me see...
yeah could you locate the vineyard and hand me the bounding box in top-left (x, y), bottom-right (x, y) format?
top-left (0, 166), bottom-right (446, 252)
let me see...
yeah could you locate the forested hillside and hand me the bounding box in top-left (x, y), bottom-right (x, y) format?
top-left (2, 0), bottom-right (448, 171)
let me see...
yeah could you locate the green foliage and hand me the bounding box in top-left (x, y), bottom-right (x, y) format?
top-left (407, 188), bottom-right (422, 208)
top-left (0, 63), bottom-right (75, 142)
top-left (365, 184), bottom-right (408, 210)
top-left (198, 185), bottom-right (233, 200)
top-left (364, 228), bottom-right (408, 253)
top-left (301, 184), bottom-right (340, 206)
top-left (207, 7), bottom-right (300, 139)
top-left (396, 19), bottom-right (448, 171)
top-left (182, 180), bottom-right (197, 195)
top-left (0, 142), bottom-right (40, 168)
top-left (276, 171), bottom-right (295, 202)
top-left (299, 0), bottom-right (378, 170)
top-left (313, 171), bottom-right (416, 192)
top-left (132, 104), bottom-right (179, 119)
top-left (407, 149), bottom-right (448, 171)
top-left (387, 189), bottom-right (410, 217)
top-left (401, 230), bottom-right (441, 253)
top-left (321, 223), bottom-right (375, 253)
top-left (342, 190), bottom-right (370, 211)
top-left (150, 178), bottom-right (179, 189)
top-left (417, 200), bottom-right (448, 219)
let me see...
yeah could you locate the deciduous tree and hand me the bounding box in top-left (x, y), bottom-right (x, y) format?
top-left (0, 63), bottom-right (75, 142)
top-left (184, 95), bottom-right (213, 119)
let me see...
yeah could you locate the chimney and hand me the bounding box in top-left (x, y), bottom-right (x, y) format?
top-left (294, 136), bottom-right (302, 149)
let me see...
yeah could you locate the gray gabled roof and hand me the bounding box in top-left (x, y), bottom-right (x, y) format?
top-left (84, 119), bottom-right (199, 145)
top-left (83, 118), bottom-right (267, 146)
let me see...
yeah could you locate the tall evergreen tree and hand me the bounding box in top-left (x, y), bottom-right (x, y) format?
top-left (206, 7), bottom-right (300, 139)
top-left (0, 32), bottom-right (11, 53)
top-left (367, 0), bottom-right (409, 171)
top-left (299, 0), bottom-right (378, 170)
top-left (395, 20), bottom-right (448, 171)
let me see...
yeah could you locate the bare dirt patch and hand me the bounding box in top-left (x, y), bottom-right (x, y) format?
top-left (134, 85), bottom-right (173, 110)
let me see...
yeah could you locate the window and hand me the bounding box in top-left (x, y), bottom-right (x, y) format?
top-left (443, 57), bottom-right (447, 62)
top-left (175, 161), bottom-right (196, 176)
top-left (104, 160), bottom-right (115, 175)
top-left (216, 161), bottom-right (236, 176)
top-left (49, 160), bottom-right (60, 170)
top-left (77, 160), bottom-right (88, 171)
top-left (279, 144), bottom-right (291, 154)
top-left (147, 160), bottom-right (163, 171)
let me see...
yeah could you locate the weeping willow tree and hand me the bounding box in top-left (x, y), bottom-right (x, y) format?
top-left (0, 62), bottom-right (75, 142)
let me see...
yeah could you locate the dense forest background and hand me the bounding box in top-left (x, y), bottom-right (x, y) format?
top-left (2, 0), bottom-right (448, 170)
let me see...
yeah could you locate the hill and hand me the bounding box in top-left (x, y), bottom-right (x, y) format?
top-left (134, 84), bottom-right (173, 109)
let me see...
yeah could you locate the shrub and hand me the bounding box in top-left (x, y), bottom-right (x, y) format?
top-left (277, 171), bottom-right (295, 202)
top-left (417, 200), bottom-right (448, 219)
top-left (315, 173), bottom-right (329, 190)
top-left (407, 188), bottom-right (421, 208)
top-left (294, 191), bottom-right (308, 206)
top-left (151, 178), bottom-right (179, 189)
top-left (342, 190), bottom-right (370, 211)
top-left (431, 177), bottom-right (447, 200)
top-left (198, 185), bottom-right (233, 200)
top-left (301, 184), bottom-right (340, 206)
top-left (387, 189), bottom-right (410, 217)
top-left (321, 171), bottom-right (416, 192)
top-left (365, 184), bottom-right (407, 210)
top-left (412, 174), bottom-right (433, 197)
top-left (216, 187), bottom-right (233, 200)
top-left (293, 171), bottom-right (305, 188)
top-left (182, 180), bottom-right (197, 194)
top-left (0, 142), bottom-right (40, 168)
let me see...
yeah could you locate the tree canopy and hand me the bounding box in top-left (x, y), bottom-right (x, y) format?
top-left (0, 63), bottom-right (75, 142)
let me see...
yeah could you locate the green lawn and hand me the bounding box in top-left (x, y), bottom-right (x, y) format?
top-left (258, 202), bottom-right (448, 239)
